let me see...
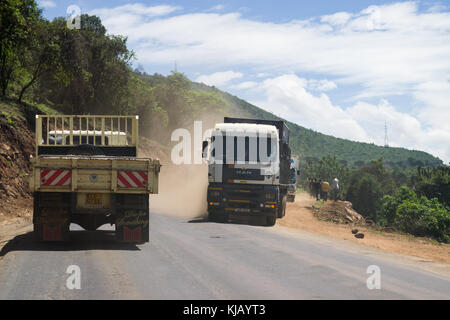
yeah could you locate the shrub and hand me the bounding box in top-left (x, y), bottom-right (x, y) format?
top-left (383, 186), bottom-right (450, 243)
top-left (347, 173), bottom-right (383, 221)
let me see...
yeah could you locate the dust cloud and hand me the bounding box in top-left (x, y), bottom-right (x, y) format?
top-left (144, 110), bottom-right (225, 219)
top-left (150, 164), bottom-right (208, 219)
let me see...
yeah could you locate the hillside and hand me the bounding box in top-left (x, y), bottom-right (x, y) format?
top-left (0, 99), bottom-right (55, 219)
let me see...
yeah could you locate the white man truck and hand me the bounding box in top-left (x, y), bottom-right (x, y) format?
top-left (29, 115), bottom-right (160, 242)
top-left (203, 117), bottom-right (291, 226)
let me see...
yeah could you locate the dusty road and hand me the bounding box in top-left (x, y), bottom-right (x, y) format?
top-left (0, 213), bottom-right (449, 300)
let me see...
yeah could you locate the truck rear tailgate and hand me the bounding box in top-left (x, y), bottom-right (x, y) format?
top-left (30, 156), bottom-right (160, 194)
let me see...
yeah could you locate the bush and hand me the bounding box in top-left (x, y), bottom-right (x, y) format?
top-left (347, 173), bottom-right (383, 221)
top-left (414, 166), bottom-right (450, 207)
top-left (381, 186), bottom-right (450, 243)
top-left (379, 186), bottom-right (417, 226)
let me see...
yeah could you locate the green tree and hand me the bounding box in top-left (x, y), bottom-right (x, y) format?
top-left (380, 186), bottom-right (417, 226)
top-left (16, 18), bottom-right (61, 102)
top-left (33, 14), bottom-right (134, 114)
top-left (347, 173), bottom-right (383, 221)
top-left (414, 166), bottom-right (450, 207)
top-left (0, 0), bottom-right (41, 96)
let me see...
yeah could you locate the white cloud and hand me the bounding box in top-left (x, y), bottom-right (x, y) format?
top-left (252, 74), bottom-right (450, 162)
top-left (206, 4), bottom-right (225, 12)
top-left (195, 71), bottom-right (243, 87)
top-left (347, 100), bottom-right (450, 162)
top-left (320, 12), bottom-right (353, 26)
top-left (229, 81), bottom-right (258, 90)
top-left (414, 81), bottom-right (450, 132)
top-left (39, 0), bottom-right (56, 8)
top-left (89, 4), bottom-right (180, 34)
top-left (251, 74), bottom-right (370, 142)
top-left (89, 1), bottom-right (450, 162)
top-left (91, 4), bottom-right (180, 18)
top-left (96, 2), bottom-right (450, 97)
top-left (426, 4), bottom-right (449, 13)
top-left (307, 79), bottom-right (337, 91)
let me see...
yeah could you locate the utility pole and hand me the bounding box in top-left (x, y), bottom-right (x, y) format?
top-left (384, 121), bottom-right (389, 147)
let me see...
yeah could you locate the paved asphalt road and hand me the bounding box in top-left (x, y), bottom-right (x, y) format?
top-left (0, 213), bottom-right (449, 299)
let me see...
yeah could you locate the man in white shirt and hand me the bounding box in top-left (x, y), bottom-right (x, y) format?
top-left (332, 177), bottom-right (340, 201)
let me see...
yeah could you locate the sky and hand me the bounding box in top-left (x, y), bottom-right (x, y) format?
top-left (38, 0), bottom-right (450, 163)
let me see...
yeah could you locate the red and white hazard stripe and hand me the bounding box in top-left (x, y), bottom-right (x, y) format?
top-left (40, 169), bottom-right (71, 186)
top-left (117, 171), bottom-right (147, 188)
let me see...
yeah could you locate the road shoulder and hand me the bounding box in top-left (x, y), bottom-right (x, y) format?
top-left (277, 192), bottom-right (450, 273)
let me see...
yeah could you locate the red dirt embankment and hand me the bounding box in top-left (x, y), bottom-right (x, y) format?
top-left (0, 114), bottom-right (34, 222)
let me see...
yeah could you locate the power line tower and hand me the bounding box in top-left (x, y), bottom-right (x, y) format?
top-left (384, 121), bottom-right (389, 147)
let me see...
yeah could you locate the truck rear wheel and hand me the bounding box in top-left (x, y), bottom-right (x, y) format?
top-left (277, 195), bottom-right (287, 218)
top-left (208, 212), bottom-right (218, 222)
top-left (218, 213), bottom-right (229, 223)
top-left (33, 192), bottom-right (71, 242)
top-left (266, 214), bottom-right (276, 226)
top-left (209, 212), bottom-right (228, 223)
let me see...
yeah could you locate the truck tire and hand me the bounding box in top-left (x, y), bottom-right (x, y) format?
top-left (218, 213), bottom-right (229, 223)
top-left (266, 214), bottom-right (276, 226)
top-left (277, 195), bottom-right (287, 218)
top-left (208, 212), bottom-right (218, 222)
top-left (209, 211), bottom-right (228, 223)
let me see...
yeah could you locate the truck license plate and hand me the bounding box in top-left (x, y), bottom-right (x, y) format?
top-left (86, 193), bottom-right (102, 205)
top-left (77, 193), bottom-right (110, 209)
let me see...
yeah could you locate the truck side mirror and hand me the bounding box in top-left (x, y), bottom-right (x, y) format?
top-left (202, 141), bottom-right (208, 158)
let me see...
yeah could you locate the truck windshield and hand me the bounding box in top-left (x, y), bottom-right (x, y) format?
top-left (210, 135), bottom-right (277, 164)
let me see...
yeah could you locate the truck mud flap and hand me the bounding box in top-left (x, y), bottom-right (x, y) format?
top-left (33, 192), bottom-right (71, 242)
top-left (34, 222), bottom-right (70, 241)
top-left (115, 194), bottom-right (149, 243)
top-left (115, 210), bottom-right (149, 243)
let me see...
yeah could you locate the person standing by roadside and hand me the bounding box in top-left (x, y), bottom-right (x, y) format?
top-left (321, 180), bottom-right (330, 201)
top-left (316, 179), bottom-right (322, 201)
top-left (332, 177), bottom-right (340, 201)
top-left (313, 178), bottom-right (320, 201)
